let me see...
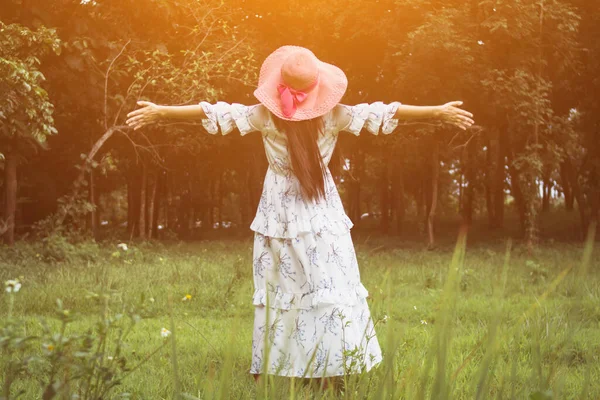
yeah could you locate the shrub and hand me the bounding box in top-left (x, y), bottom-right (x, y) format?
top-left (1, 284), bottom-right (163, 400)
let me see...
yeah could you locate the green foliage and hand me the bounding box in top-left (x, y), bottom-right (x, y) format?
top-left (32, 192), bottom-right (96, 240)
top-left (39, 233), bottom-right (101, 263)
top-left (1, 288), bottom-right (162, 400)
top-left (0, 22), bottom-right (60, 148)
top-left (0, 236), bottom-right (598, 398)
top-left (0, 231), bottom-right (101, 265)
top-left (2, 0), bottom-right (597, 244)
top-left (0, 0), bottom-right (596, 250)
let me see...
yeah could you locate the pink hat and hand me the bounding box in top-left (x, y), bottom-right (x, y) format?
top-left (253, 46), bottom-right (348, 121)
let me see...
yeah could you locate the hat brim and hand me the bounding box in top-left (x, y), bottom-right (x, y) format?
top-left (253, 46), bottom-right (348, 121)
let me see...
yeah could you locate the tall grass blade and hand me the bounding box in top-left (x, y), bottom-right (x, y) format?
top-left (168, 293), bottom-right (182, 400)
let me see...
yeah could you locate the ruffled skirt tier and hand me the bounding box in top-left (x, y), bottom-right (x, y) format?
top-left (250, 228), bottom-right (382, 377)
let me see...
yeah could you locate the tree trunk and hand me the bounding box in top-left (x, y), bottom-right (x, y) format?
top-left (3, 152), bottom-right (18, 246)
top-left (506, 127), bottom-right (527, 235)
top-left (483, 135), bottom-right (495, 226)
top-left (138, 163), bottom-right (147, 240)
top-left (217, 172), bottom-right (223, 229)
top-left (178, 194), bottom-right (190, 238)
top-left (54, 126), bottom-right (128, 228)
top-left (147, 171), bottom-right (158, 239)
top-left (392, 163), bottom-right (405, 234)
top-left (463, 140), bottom-right (476, 226)
top-left (348, 147), bottom-right (364, 226)
top-left (493, 128), bottom-right (506, 228)
top-left (88, 169), bottom-right (98, 239)
top-left (379, 157), bottom-right (390, 233)
top-left (154, 171), bottom-right (165, 238)
top-left (246, 169), bottom-right (254, 227)
top-left (390, 170), bottom-right (396, 231)
top-left (165, 171), bottom-right (175, 231)
top-left (423, 169), bottom-right (431, 231)
top-left (590, 178), bottom-right (599, 227)
top-left (458, 172), bottom-right (464, 215)
top-left (564, 157), bottom-right (588, 235)
top-left (188, 175), bottom-right (196, 234)
top-left (427, 142), bottom-right (440, 249)
top-left (127, 169), bottom-right (141, 238)
top-left (127, 179), bottom-right (134, 237)
top-left (508, 163), bottom-right (527, 234)
top-left (188, 206), bottom-right (195, 233)
top-left (248, 153), bottom-right (263, 220)
top-left (240, 167), bottom-right (250, 227)
top-left (484, 179), bottom-right (493, 226)
top-left (416, 182), bottom-right (424, 223)
top-left (526, 0), bottom-right (544, 252)
top-left (204, 177), bottom-right (211, 231)
top-left (542, 174), bottom-right (551, 212)
top-left (591, 164), bottom-right (600, 226)
top-left (559, 162), bottom-right (574, 210)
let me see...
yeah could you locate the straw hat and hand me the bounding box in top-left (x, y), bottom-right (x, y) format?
top-left (253, 46), bottom-right (348, 121)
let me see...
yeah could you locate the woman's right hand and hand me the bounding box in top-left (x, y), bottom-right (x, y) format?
top-left (126, 101), bottom-right (164, 130)
top-left (437, 101), bottom-right (474, 131)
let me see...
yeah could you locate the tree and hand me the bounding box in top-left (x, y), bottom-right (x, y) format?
top-left (0, 21), bottom-right (61, 245)
top-left (7, 0), bottom-right (258, 238)
top-left (1, 0), bottom-right (596, 245)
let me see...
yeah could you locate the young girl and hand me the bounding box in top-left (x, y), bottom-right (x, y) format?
top-left (126, 46), bottom-right (474, 381)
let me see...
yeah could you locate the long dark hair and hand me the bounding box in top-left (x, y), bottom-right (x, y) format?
top-left (272, 115), bottom-right (327, 201)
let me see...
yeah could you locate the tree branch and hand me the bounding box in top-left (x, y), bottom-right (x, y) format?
top-left (104, 40), bottom-right (131, 130)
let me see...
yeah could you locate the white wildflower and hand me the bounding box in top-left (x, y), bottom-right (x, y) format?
top-left (421, 320), bottom-right (428, 325)
top-left (5, 279), bottom-right (21, 293)
top-left (413, 305), bottom-right (417, 310)
top-left (382, 315), bottom-right (389, 323)
top-left (161, 328), bottom-right (171, 338)
top-left (117, 243), bottom-right (128, 251)
top-left (478, 40), bottom-right (485, 46)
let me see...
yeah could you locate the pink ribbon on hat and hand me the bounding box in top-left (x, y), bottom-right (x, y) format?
top-left (277, 76), bottom-right (319, 119)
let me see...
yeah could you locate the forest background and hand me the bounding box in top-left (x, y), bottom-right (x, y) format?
top-left (1, 0), bottom-right (598, 247)
top-left (2, 1), bottom-right (600, 399)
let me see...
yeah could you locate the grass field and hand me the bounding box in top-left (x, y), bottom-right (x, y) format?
top-left (1, 229), bottom-right (599, 399)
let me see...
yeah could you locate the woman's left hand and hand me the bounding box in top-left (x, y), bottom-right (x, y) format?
top-left (437, 101), bottom-right (474, 131)
top-left (126, 101), bottom-right (163, 130)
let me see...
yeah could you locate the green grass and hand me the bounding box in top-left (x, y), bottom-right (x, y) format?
top-left (1, 232), bottom-right (599, 399)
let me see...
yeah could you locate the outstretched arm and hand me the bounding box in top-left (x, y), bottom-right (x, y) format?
top-left (126, 101), bottom-right (206, 131)
top-left (395, 101), bottom-right (474, 131)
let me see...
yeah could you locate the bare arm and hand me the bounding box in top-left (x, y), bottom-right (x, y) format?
top-left (395, 101), bottom-right (474, 131)
top-left (126, 101), bottom-right (206, 131)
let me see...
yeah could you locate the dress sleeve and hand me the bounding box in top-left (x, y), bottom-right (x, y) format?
top-left (199, 101), bottom-right (261, 136)
top-left (339, 102), bottom-right (402, 136)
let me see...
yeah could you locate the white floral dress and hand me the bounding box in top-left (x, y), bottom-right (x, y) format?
top-left (200, 101), bottom-right (401, 377)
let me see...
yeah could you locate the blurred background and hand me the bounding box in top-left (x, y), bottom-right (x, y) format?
top-left (1, 0), bottom-right (598, 247)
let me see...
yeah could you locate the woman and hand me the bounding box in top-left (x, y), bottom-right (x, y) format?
top-left (126, 46), bottom-right (474, 381)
